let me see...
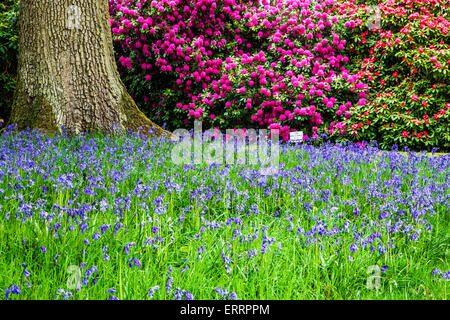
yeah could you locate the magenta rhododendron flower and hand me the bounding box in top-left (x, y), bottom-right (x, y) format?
top-left (109, 0), bottom-right (368, 141)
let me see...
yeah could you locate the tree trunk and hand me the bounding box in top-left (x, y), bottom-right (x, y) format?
top-left (10, 0), bottom-right (170, 138)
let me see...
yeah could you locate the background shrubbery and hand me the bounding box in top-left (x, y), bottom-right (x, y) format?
top-left (0, 0), bottom-right (449, 150)
top-left (109, 0), bottom-right (368, 141)
top-left (330, 0), bottom-right (450, 150)
top-left (0, 0), bottom-right (19, 122)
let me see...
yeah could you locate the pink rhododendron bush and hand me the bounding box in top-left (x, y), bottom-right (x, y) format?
top-left (329, 0), bottom-right (450, 150)
top-left (109, 0), bottom-right (368, 141)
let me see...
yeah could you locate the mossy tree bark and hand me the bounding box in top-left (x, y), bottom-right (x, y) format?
top-left (10, 0), bottom-right (170, 138)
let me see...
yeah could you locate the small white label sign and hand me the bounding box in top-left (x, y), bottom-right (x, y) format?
top-left (290, 131), bottom-right (303, 143)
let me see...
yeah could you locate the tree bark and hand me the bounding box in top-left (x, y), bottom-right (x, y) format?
top-left (10, 0), bottom-right (171, 138)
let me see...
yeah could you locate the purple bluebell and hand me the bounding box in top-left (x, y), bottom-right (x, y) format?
top-left (148, 286), bottom-right (160, 299)
top-left (128, 257), bottom-right (141, 268)
top-left (5, 285), bottom-right (21, 300)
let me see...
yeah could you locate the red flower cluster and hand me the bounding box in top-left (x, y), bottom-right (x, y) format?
top-left (329, 0), bottom-right (450, 149)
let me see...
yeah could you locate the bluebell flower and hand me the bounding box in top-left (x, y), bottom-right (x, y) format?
top-left (184, 291), bottom-right (194, 300)
top-left (181, 263), bottom-right (190, 274)
top-left (349, 243), bottom-right (358, 253)
top-left (213, 287), bottom-right (228, 299)
top-left (100, 224), bottom-right (111, 234)
top-left (79, 222), bottom-right (88, 234)
top-left (229, 292), bottom-right (238, 300)
top-left (56, 289), bottom-right (73, 300)
top-left (172, 288), bottom-right (183, 300)
top-left (22, 264), bottom-right (31, 278)
top-left (128, 257), bottom-right (141, 268)
top-left (380, 211), bottom-right (390, 220)
top-left (166, 266), bottom-right (173, 293)
top-left (107, 288), bottom-right (116, 294)
top-left (123, 242), bottom-right (135, 256)
top-left (432, 268), bottom-right (441, 277)
top-left (148, 286), bottom-right (160, 299)
top-left (5, 285), bottom-right (21, 300)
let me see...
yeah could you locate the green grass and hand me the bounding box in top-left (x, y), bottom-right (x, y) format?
top-left (0, 131), bottom-right (448, 300)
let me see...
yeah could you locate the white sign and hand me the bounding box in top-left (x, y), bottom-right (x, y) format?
top-left (289, 131), bottom-right (303, 143)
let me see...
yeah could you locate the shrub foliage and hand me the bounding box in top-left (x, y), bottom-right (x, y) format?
top-left (1, 0), bottom-right (449, 150)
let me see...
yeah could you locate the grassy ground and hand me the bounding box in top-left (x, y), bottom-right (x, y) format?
top-left (0, 129), bottom-right (448, 300)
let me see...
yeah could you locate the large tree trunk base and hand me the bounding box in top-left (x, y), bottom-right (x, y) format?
top-left (10, 85), bottom-right (172, 140)
top-left (10, 87), bottom-right (59, 135)
top-left (119, 91), bottom-right (171, 139)
top-left (10, 0), bottom-right (172, 141)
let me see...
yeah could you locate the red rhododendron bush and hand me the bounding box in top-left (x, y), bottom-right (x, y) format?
top-left (109, 0), bottom-right (368, 141)
top-left (329, 0), bottom-right (450, 150)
